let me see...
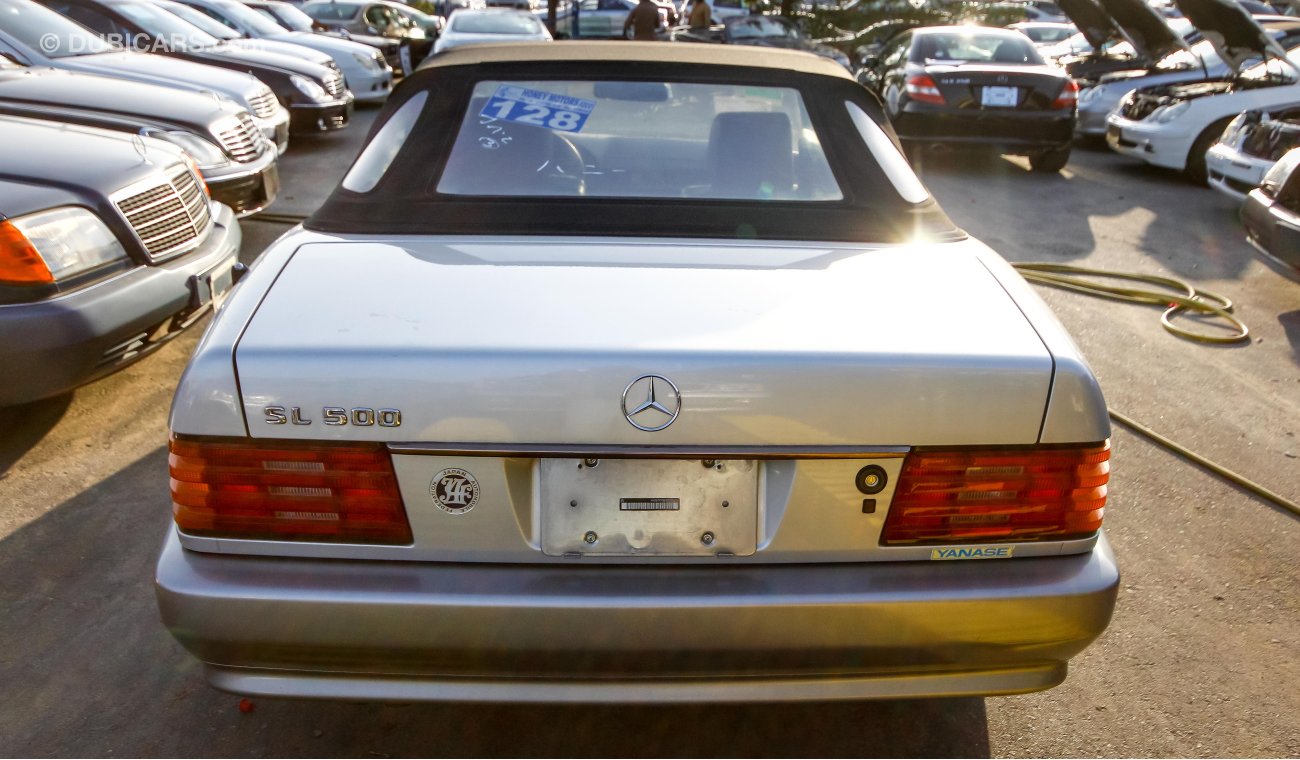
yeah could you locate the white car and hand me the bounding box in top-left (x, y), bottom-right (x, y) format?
top-left (167, 0), bottom-right (394, 102)
top-left (1106, 2), bottom-right (1298, 182)
top-left (432, 8), bottom-right (551, 54)
top-left (1076, 19), bottom-right (1300, 137)
top-left (1007, 21), bottom-right (1079, 48)
top-left (1206, 104), bottom-right (1300, 200)
top-left (156, 42), bottom-right (1118, 704)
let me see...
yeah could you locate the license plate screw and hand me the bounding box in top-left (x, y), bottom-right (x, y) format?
top-left (702, 460), bottom-right (715, 469)
top-left (584, 531), bottom-right (598, 544)
top-left (583, 458), bottom-right (600, 468)
top-left (701, 531), bottom-right (715, 546)
top-left (722, 500), bottom-right (730, 508)
top-left (570, 499), bottom-right (578, 508)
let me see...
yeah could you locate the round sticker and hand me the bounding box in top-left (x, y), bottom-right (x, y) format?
top-left (430, 468), bottom-right (480, 515)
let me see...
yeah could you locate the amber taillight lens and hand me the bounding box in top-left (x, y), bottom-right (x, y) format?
top-left (169, 435), bottom-right (412, 544)
top-left (881, 441), bottom-right (1110, 545)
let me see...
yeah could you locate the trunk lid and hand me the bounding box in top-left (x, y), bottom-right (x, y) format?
top-left (1097, 0), bottom-right (1190, 63)
top-left (927, 64), bottom-right (1071, 110)
top-left (233, 240), bottom-right (1054, 447)
top-left (1173, 0), bottom-right (1290, 74)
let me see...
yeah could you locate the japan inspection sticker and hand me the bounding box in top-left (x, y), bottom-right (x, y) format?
top-left (431, 468), bottom-right (480, 515)
top-left (480, 85), bottom-right (596, 133)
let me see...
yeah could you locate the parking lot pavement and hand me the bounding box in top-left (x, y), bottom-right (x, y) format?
top-left (0, 113), bottom-right (1297, 757)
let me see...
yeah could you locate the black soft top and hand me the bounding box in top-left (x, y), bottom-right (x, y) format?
top-left (306, 43), bottom-right (960, 243)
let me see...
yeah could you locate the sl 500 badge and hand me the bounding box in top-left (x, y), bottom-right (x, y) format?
top-left (431, 468), bottom-right (480, 515)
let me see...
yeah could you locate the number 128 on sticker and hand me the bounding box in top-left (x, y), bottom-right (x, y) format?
top-left (481, 87), bottom-right (595, 133)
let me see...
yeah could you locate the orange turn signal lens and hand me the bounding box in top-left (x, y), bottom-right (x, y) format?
top-left (0, 220), bottom-right (54, 285)
top-left (882, 440), bottom-right (1110, 545)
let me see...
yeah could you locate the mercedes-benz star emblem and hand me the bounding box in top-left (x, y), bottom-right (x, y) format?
top-left (621, 374), bottom-right (682, 432)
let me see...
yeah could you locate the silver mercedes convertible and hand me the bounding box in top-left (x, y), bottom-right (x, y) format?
top-left (157, 42), bottom-right (1119, 703)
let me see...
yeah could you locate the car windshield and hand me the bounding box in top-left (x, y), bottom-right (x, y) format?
top-left (727, 16), bottom-right (799, 41)
top-left (0, 0), bottom-right (117, 57)
top-left (156, 0), bottom-right (243, 39)
top-left (212, 0), bottom-right (288, 34)
top-left (262, 3), bottom-right (314, 31)
top-left (304, 2), bottom-right (361, 21)
top-left (912, 31), bottom-right (1044, 65)
top-left (449, 12), bottom-right (542, 34)
top-left (426, 80), bottom-right (841, 201)
top-left (115, 2), bottom-right (221, 48)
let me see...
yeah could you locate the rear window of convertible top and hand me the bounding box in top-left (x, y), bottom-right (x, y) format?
top-left (344, 80), bottom-right (846, 203)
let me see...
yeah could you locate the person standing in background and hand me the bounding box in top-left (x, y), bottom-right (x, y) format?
top-left (688, 0), bottom-right (711, 28)
top-left (623, 0), bottom-right (661, 40)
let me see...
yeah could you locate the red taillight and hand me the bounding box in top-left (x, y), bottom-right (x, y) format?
top-left (169, 435), bottom-right (412, 544)
top-left (1051, 80), bottom-right (1079, 110)
top-left (905, 74), bottom-right (946, 105)
top-left (881, 441), bottom-right (1109, 545)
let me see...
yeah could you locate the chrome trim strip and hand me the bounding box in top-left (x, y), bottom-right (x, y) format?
top-left (384, 443), bottom-right (910, 459)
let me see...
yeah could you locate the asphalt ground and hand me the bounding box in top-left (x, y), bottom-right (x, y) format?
top-left (0, 105), bottom-right (1297, 758)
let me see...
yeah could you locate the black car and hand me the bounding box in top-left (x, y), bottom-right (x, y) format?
top-left (38, 0), bottom-right (354, 133)
top-left (0, 116), bottom-right (241, 406)
top-left (1242, 147), bottom-right (1300, 272)
top-left (858, 25), bottom-right (1077, 172)
top-left (0, 57), bottom-right (278, 215)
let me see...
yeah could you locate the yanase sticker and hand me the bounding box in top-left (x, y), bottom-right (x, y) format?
top-left (930, 546), bottom-right (1014, 560)
top-left (481, 85), bottom-right (596, 133)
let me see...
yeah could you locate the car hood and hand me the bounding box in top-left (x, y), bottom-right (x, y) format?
top-left (226, 37), bottom-right (335, 67)
top-left (0, 67), bottom-right (231, 129)
top-left (1173, 0), bottom-right (1290, 73)
top-left (272, 31), bottom-right (375, 59)
top-left (1096, 0), bottom-right (1189, 62)
top-left (232, 239), bottom-right (1056, 446)
top-left (1057, 0), bottom-right (1126, 49)
top-left (56, 51), bottom-right (263, 103)
top-left (200, 42), bottom-right (331, 79)
top-left (0, 116), bottom-right (181, 208)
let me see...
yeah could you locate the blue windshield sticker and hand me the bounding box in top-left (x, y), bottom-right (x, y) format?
top-left (480, 85), bottom-right (596, 133)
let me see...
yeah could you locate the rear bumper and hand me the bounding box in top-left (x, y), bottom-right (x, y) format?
top-left (0, 203), bottom-right (240, 406)
top-left (156, 529), bottom-right (1120, 703)
top-left (895, 105), bottom-right (1074, 153)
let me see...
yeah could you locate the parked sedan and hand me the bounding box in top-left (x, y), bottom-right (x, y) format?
top-left (1007, 21), bottom-right (1078, 47)
top-left (715, 15), bottom-right (851, 70)
top-left (38, 0), bottom-right (355, 133)
top-left (0, 57), bottom-right (278, 214)
top-left (162, 0), bottom-right (393, 102)
top-left (0, 0), bottom-right (289, 148)
top-left (1241, 146), bottom-right (1300, 270)
top-left (156, 41), bottom-right (1117, 705)
top-left (431, 8), bottom-right (549, 54)
top-left (1206, 104), bottom-right (1300, 200)
top-left (858, 26), bottom-right (1078, 171)
top-left (301, 0), bottom-right (432, 69)
top-left (0, 116), bottom-right (240, 407)
top-left (242, 0), bottom-right (405, 70)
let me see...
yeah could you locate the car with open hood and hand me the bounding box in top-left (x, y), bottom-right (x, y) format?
top-left (1049, 0), bottom-right (1191, 84)
top-left (155, 42), bottom-right (1117, 704)
top-left (0, 116), bottom-right (240, 406)
top-left (0, 0), bottom-right (290, 149)
top-left (1077, 18), bottom-right (1300, 138)
top-left (37, 0), bottom-right (354, 133)
top-left (162, 0), bottom-right (393, 103)
top-left (0, 56), bottom-right (278, 215)
top-left (1205, 102), bottom-right (1300, 200)
top-left (857, 25), bottom-right (1078, 171)
top-left (1106, 0), bottom-right (1298, 183)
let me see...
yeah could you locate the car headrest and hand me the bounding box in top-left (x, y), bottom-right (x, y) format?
top-left (707, 111), bottom-right (794, 198)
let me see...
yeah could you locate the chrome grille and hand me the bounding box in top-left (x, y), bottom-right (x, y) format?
top-left (115, 165), bottom-right (213, 263)
top-left (248, 87), bottom-right (279, 119)
top-left (323, 69), bottom-right (345, 99)
top-left (213, 112), bottom-right (265, 163)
